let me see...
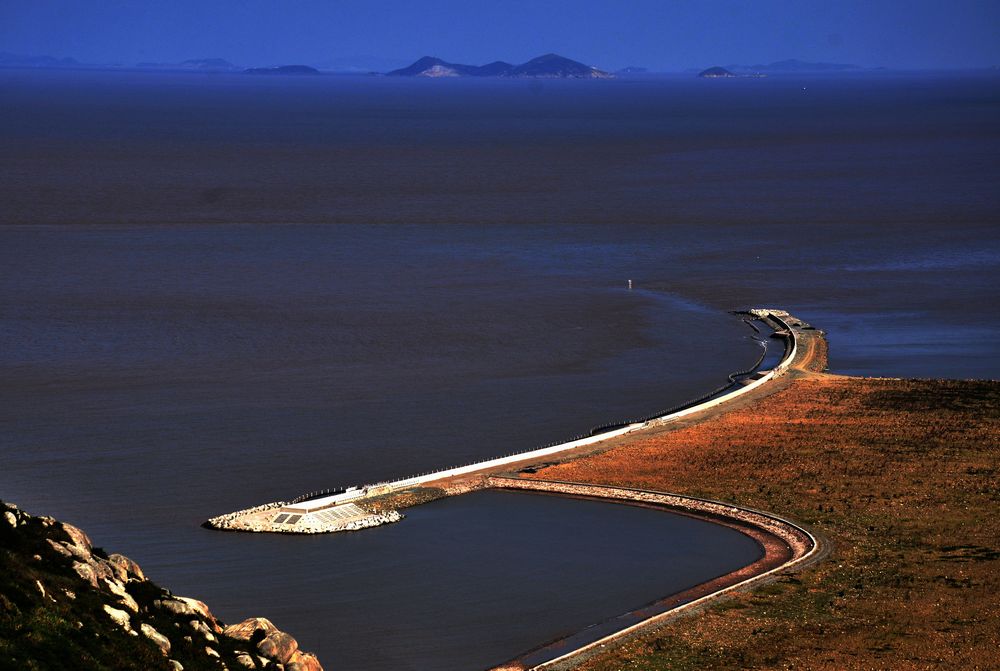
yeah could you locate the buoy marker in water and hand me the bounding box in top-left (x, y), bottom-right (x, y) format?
top-left (627, 279), bottom-right (633, 290)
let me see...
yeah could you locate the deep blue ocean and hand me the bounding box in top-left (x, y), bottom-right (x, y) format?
top-left (1, 69), bottom-right (998, 670)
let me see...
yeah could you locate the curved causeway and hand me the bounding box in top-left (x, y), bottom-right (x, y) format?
top-left (205, 307), bottom-right (827, 670)
top-left (207, 308), bottom-right (810, 535)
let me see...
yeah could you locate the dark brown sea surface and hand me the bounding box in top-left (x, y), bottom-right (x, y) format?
top-left (1, 70), bottom-right (998, 228)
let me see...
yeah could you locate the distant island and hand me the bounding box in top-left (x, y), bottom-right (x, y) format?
top-left (0, 52), bottom-right (878, 77)
top-left (698, 66), bottom-right (737, 78)
top-left (0, 51), bottom-right (81, 68)
top-left (387, 53), bottom-right (612, 78)
top-left (388, 56), bottom-right (513, 77)
top-left (135, 58), bottom-right (239, 71)
top-left (725, 58), bottom-right (863, 73)
top-left (244, 65), bottom-right (320, 75)
top-left (183, 57), bottom-right (236, 69)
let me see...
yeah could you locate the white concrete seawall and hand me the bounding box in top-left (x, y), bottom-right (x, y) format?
top-left (206, 308), bottom-right (807, 533)
top-left (291, 309), bottom-right (800, 507)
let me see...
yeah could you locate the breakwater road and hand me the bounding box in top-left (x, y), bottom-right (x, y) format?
top-left (205, 308), bottom-right (816, 534)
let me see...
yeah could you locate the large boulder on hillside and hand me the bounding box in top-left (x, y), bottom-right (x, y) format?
top-left (154, 596), bottom-right (210, 620)
top-left (257, 630), bottom-right (299, 664)
top-left (223, 617), bottom-right (279, 644)
top-left (60, 522), bottom-right (93, 552)
top-left (103, 604), bottom-right (132, 632)
top-left (174, 596), bottom-right (217, 626)
top-left (288, 652), bottom-right (324, 671)
top-left (141, 623), bottom-right (172, 656)
top-left (107, 553), bottom-right (145, 582)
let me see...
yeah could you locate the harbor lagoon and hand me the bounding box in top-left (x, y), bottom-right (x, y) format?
top-left (175, 490), bottom-right (765, 671)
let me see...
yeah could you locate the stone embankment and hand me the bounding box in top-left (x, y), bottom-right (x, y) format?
top-left (1, 500), bottom-right (325, 670)
top-left (489, 477), bottom-right (814, 560)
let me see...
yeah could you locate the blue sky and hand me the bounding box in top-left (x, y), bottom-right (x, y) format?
top-left (2, 0), bottom-right (999, 70)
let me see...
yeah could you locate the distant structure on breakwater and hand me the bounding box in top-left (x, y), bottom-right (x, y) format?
top-left (206, 309), bottom-right (811, 535)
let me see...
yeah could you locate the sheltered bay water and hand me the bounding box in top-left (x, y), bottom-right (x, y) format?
top-left (180, 489), bottom-right (765, 671)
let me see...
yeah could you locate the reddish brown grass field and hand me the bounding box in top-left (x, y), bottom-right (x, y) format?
top-left (528, 374), bottom-right (1000, 670)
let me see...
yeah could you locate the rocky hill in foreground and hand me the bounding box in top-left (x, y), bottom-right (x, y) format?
top-left (0, 501), bottom-right (323, 671)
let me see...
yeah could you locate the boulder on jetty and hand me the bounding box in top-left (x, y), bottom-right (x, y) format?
top-left (0, 499), bottom-right (326, 670)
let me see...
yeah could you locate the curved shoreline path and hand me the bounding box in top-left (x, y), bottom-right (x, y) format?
top-left (486, 479), bottom-right (822, 671)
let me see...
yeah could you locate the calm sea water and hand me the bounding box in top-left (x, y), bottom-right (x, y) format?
top-left (1, 69), bottom-right (999, 670)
